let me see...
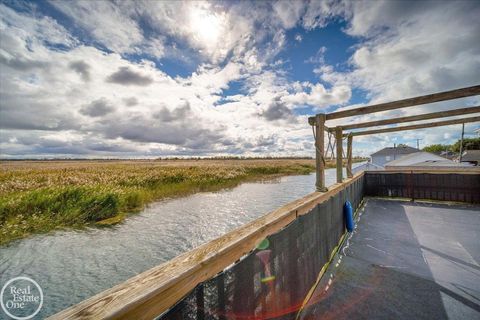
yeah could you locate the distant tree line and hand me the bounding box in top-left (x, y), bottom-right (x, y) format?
top-left (422, 137), bottom-right (480, 153)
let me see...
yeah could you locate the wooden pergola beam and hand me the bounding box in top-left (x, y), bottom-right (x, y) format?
top-left (327, 105), bottom-right (480, 131)
top-left (335, 126), bottom-right (343, 183)
top-left (345, 115), bottom-right (480, 137)
top-left (315, 114), bottom-right (327, 192)
top-left (325, 85), bottom-right (480, 120)
top-left (346, 134), bottom-right (353, 178)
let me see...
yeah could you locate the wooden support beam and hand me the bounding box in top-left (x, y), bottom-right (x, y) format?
top-left (335, 126), bottom-right (343, 183)
top-left (48, 174), bottom-right (365, 320)
top-left (346, 134), bottom-right (353, 178)
top-left (346, 115), bottom-right (480, 137)
top-left (328, 105), bottom-right (480, 131)
top-left (315, 114), bottom-right (327, 192)
top-left (326, 85), bottom-right (480, 120)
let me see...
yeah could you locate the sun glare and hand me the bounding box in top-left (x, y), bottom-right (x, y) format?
top-left (190, 7), bottom-right (222, 45)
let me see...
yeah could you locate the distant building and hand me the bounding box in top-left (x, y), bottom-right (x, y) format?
top-left (370, 146), bottom-right (419, 167)
top-left (459, 150), bottom-right (480, 166)
top-left (384, 151), bottom-right (471, 169)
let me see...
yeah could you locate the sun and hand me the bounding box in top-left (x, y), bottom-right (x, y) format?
top-left (189, 7), bottom-right (222, 45)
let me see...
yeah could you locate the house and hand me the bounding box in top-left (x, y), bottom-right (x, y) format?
top-left (459, 150), bottom-right (480, 166)
top-left (370, 145), bottom-right (419, 167)
top-left (384, 151), bottom-right (472, 169)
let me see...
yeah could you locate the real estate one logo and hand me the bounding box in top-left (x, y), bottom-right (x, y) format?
top-left (1, 277), bottom-right (43, 320)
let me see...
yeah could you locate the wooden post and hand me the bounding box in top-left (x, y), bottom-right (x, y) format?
top-left (347, 134), bottom-right (353, 178)
top-left (315, 114), bottom-right (327, 192)
top-left (459, 123), bottom-right (465, 162)
top-left (335, 126), bottom-right (343, 183)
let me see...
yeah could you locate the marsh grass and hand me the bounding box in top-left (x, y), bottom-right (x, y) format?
top-left (0, 160), bottom-right (319, 245)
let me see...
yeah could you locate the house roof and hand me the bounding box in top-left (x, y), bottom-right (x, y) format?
top-left (460, 150), bottom-right (480, 162)
top-left (384, 151), bottom-right (446, 166)
top-left (404, 160), bottom-right (472, 167)
top-left (370, 146), bottom-right (419, 157)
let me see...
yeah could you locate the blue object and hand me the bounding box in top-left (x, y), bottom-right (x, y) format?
top-left (344, 201), bottom-right (354, 232)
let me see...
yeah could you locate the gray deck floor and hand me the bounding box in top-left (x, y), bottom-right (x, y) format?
top-left (299, 198), bottom-right (480, 320)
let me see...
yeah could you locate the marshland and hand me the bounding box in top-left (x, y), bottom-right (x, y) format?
top-left (0, 158), bottom-right (347, 245)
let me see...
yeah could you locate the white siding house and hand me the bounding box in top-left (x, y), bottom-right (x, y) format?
top-left (370, 146), bottom-right (419, 167)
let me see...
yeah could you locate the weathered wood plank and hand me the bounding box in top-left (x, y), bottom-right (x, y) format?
top-left (335, 126), bottom-right (343, 183)
top-left (346, 134), bottom-right (353, 178)
top-left (326, 85), bottom-right (480, 120)
top-left (346, 115), bottom-right (480, 137)
top-left (315, 114), bottom-right (327, 191)
top-left (48, 173), bottom-right (365, 320)
top-left (329, 105), bottom-right (480, 131)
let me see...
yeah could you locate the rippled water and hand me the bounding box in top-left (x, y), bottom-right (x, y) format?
top-left (0, 169), bottom-right (341, 318)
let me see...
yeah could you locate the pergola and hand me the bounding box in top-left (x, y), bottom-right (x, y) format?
top-left (308, 85), bottom-right (480, 191)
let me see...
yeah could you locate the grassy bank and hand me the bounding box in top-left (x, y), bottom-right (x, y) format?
top-left (0, 159), bottom-right (328, 245)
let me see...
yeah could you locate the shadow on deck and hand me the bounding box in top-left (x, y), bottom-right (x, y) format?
top-left (299, 199), bottom-right (480, 320)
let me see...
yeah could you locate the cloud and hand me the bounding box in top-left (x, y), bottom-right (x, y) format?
top-left (123, 97), bottom-right (139, 107)
top-left (101, 111), bottom-right (224, 148)
top-left (260, 98), bottom-right (295, 122)
top-left (69, 61), bottom-right (91, 81)
top-left (153, 102), bottom-right (191, 122)
top-left (327, 1), bottom-right (480, 100)
top-left (283, 83), bottom-right (351, 109)
top-left (49, 1), bottom-right (145, 55)
top-left (106, 67), bottom-right (153, 86)
top-left (273, 1), bottom-right (305, 29)
top-left (79, 98), bottom-right (115, 117)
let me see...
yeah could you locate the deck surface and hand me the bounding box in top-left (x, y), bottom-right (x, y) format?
top-left (299, 198), bottom-right (480, 320)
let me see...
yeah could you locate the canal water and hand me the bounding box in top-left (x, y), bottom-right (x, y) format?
top-left (0, 169), bottom-right (342, 318)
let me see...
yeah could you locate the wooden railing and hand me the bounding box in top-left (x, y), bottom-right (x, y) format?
top-left (48, 173), bottom-right (365, 320)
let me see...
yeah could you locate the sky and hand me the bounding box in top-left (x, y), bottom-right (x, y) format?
top-left (0, 0), bottom-right (479, 159)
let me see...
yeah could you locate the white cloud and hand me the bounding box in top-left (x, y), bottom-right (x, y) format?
top-left (273, 1), bottom-right (305, 29)
top-left (50, 1), bottom-right (146, 55)
top-left (282, 82), bottom-right (351, 110)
